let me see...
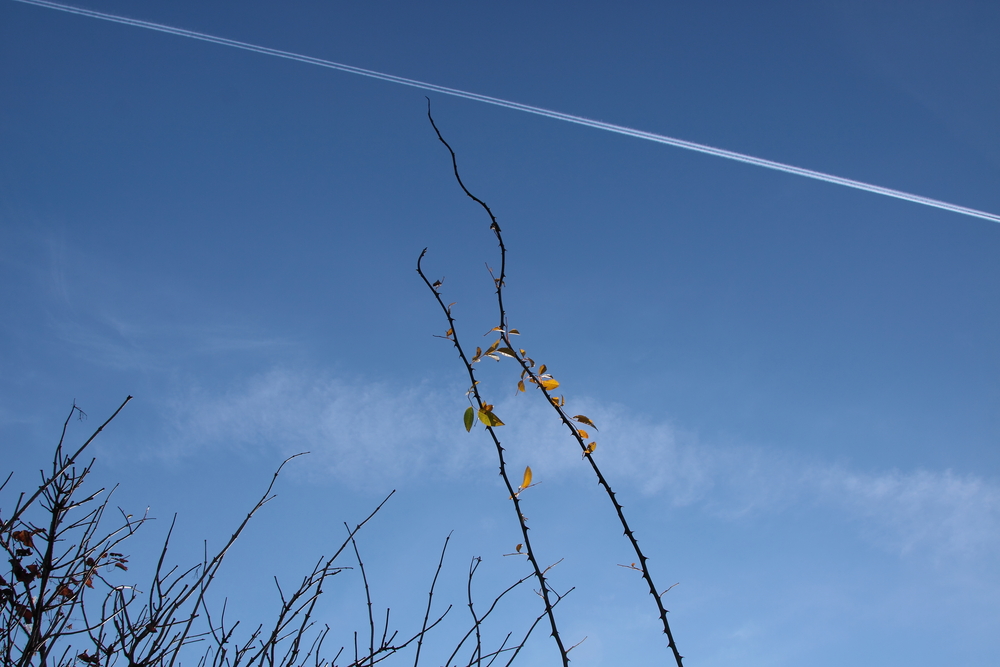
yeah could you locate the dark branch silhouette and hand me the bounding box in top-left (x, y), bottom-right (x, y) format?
top-left (420, 99), bottom-right (684, 665)
top-left (2, 401), bottom-right (546, 667)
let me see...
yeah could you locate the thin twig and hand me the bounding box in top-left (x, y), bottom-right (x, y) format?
top-left (413, 532), bottom-right (451, 667)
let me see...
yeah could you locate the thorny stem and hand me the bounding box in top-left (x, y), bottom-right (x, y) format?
top-left (417, 248), bottom-right (570, 667)
top-left (423, 100), bottom-right (684, 666)
top-left (516, 365), bottom-right (685, 666)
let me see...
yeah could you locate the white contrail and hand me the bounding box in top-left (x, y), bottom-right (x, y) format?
top-left (12, 0), bottom-right (1000, 224)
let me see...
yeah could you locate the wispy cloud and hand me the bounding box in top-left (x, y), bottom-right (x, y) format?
top-left (166, 368), bottom-right (494, 481)
top-left (28, 228), bottom-right (290, 372)
top-left (49, 312), bottom-right (288, 372)
top-left (165, 367), bottom-right (1000, 562)
top-left (815, 466), bottom-right (1000, 559)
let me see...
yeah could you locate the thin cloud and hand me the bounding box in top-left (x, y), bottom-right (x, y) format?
top-left (816, 466), bottom-right (1000, 558)
top-left (45, 310), bottom-right (288, 373)
top-left (166, 368), bottom-right (493, 481)
top-left (165, 369), bottom-right (1000, 562)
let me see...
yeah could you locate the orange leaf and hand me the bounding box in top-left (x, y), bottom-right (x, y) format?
top-left (12, 530), bottom-right (35, 548)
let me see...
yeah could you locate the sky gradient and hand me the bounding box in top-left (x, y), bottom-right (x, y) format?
top-left (2, 1), bottom-right (999, 665)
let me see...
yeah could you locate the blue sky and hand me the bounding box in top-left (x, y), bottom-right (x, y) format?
top-left (2, 1), bottom-right (998, 664)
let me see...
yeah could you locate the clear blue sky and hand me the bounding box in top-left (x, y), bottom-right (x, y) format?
top-left (2, 1), bottom-right (998, 665)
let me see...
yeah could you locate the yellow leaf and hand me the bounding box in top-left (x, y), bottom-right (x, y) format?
top-left (584, 442), bottom-right (597, 455)
top-left (509, 329), bottom-right (520, 335)
top-left (578, 429), bottom-right (589, 439)
top-left (540, 379), bottom-right (560, 391)
top-left (478, 409), bottom-right (505, 427)
top-left (517, 380), bottom-right (525, 392)
top-left (445, 328), bottom-right (453, 337)
top-left (464, 407), bottom-right (475, 432)
top-left (485, 339), bottom-right (501, 355)
top-left (497, 347), bottom-right (517, 358)
top-left (520, 466), bottom-right (533, 490)
top-left (539, 364), bottom-right (547, 375)
top-left (516, 543), bottom-right (523, 552)
top-left (572, 415), bottom-right (597, 430)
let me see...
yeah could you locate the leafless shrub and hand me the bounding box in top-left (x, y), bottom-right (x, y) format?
top-left (1, 399), bottom-right (542, 667)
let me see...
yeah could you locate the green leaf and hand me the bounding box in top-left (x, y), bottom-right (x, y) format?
top-left (463, 407), bottom-right (475, 432)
